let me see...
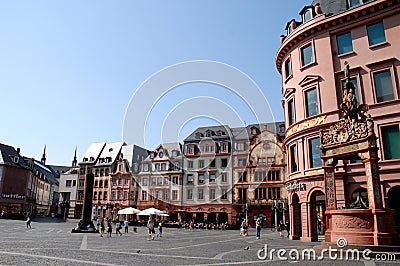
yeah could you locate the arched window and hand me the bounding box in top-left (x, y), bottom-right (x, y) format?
top-left (303, 9), bottom-right (312, 22)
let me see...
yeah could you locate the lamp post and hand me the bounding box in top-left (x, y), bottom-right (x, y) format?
top-left (273, 200), bottom-right (288, 228)
top-left (60, 201), bottom-right (70, 222)
top-left (106, 202), bottom-right (114, 220)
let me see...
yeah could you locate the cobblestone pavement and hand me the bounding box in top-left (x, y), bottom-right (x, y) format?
top-left (0, 218), bottom-right (398, 265)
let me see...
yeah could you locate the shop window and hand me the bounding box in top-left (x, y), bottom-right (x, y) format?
top-left (309, 137), bottom-right (322, 168)
top-left (305, 87), bottom-right (319, 117)
top-left (373, 70), bottom-right (394, 102)
top-left (367, 21), bottom-right (386, 46)
top-left (337, 32), bottom-right (353, 55)
top-left (382, 125), bottom-right (400, 160)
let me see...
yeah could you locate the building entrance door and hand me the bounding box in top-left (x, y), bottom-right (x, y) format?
top-left (388, 186), bottom-right (400, 235)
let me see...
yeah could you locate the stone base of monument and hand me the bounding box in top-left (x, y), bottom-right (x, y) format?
top-left (324, 209), bottom-right (399, 246)
top-left (71, 221), bottom-right (99, 233)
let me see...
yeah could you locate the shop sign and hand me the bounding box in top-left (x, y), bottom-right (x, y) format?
top-left (285, 182), bottom-right (306, 191)
top-left (1, 193), bottom-right (25, 199)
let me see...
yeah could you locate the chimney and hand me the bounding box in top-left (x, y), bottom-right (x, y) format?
top-left (17, 148), bottom-right (21, 154)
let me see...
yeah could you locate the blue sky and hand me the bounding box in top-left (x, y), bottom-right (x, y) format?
top-left (0, 0), bottom-right (310, 165)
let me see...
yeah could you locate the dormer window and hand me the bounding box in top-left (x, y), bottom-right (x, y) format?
top-left (150, 153), bottom-right (155, 159)
top-left (195, 132), bottom-right (202, 139)
top-left (90, 157), bottom-right (94, 161)
top-left (348, 0), bottom-right (362, 8)
top-left (159, 151), bottom-right (163, 158)
top-left (303, 8), bottom-right (312, 22)
top-left (206, 130), bottom-right (212, 137)
top-left (172, 150), bottom-right (178, 157)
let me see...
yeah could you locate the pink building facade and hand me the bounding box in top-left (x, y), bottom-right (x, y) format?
top-left (276, 0), bottom-right (400, 242)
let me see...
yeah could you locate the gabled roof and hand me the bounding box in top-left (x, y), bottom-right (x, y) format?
top-left (81, 142), bottom-right (106, 163)
top-left (33, 160), bottom-right (59, 186)
top-left (0, 143), bottom-right (29, 169)
top-left (232, 122), bottom-right (285, 140)
top-left (96, 142), bottom-right (125, 166)
top-left (184, 125), bottom-right (233, 142)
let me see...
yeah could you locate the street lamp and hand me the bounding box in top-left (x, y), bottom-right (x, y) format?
top-left (272, 200), bottom-right (288, 228)
top-left (106, 203), bottom-right (114, 220)
top-left (60, 201), bottom-right (70, 222)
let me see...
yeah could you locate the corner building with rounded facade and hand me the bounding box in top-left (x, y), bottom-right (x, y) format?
top-left (276, 0), bottom-right (400, 242)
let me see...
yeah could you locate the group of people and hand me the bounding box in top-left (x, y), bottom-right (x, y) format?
top-left (96, 217), bottom-right (130, 237)
top-left (146, 216), bottom-right (163, 240)
top-left (183, 220), bottom-right (229, 231)
top-left (241, 218), bottom-right (290, 239)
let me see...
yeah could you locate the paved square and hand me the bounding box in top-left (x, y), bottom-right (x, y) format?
top-left (0, 218), bottom-right (397, 265)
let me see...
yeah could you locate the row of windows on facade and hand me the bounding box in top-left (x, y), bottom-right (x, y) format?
top-left (186, 142), bottom-right (230, 154)
top-left (93, 191), bottom-right (136, 201)
top-left (288, 125), bottom-right (400, 173)
top-left (141, 162), bottom-right (180, 172)
top-left (149, 150), bottom-right (180, 159)
top-left (237, 187), bottom-right (282, 201)
top-left (194, 130), bottom-right (227, 139)
top-left (285, 22), bottom-right (392, 126)
top-left (140, 188), bottom-right (229, 201)
top-left (141, 156), bottom-right (276, 172)
top-left (141, 176), bottom-right (180, 186)
top-left (141, 190), bottom-right (179, 201)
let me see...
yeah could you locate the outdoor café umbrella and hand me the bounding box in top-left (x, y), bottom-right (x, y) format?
top-left (117, 207), bottom-right (140, 215)
top-left (141, 207), bottom-right (164, 215)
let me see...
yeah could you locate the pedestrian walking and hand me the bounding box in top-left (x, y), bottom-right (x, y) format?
top-left (285, 221), bottom-right (290, 238)
top-left (26, 216), bottom-right (32, 229)
top-left (241, 219), bottom-right (248, 236)
top-left (278, 220), bottom-right (284, 237)
top-left (100, 218), bottom-right (105, 237)
top-left (255, 217), bottom-right (262, 239)
top-left (147, 216), bottom-right (155, 240)
top-left (96, 217), bottom-right (100, 231)
top-left (124, 219), bottom-right (129, 233)
top-left (107, 219), bottom-right (113, 237)
top-left (157, 221), bottom-right (163, 237)
top-left (115, 221), bottom-right (122, 236)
